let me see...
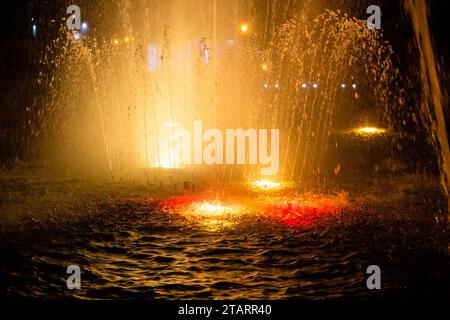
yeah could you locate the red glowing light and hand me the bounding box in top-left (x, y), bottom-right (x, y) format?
top-left (264, 194), bottom-right (351, 228)
top-left (152, 191), bottom-right (352, 230)
top-left (158, 194), bottom-right (205, 212)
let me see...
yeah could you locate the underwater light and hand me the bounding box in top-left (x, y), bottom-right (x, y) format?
top-left (252, 180), bottom-right (282, 190)
top-left (195, 202), bottom-right (234, 217)
top-left (352, 127), bottom-right (387, 136)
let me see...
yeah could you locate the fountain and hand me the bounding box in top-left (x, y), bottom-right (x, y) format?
top-left (405, 0), bottom-right (450, 219)
top-left (2, 0), bottom-right (450, 301)
top-left (23, 0), bottom-right (399, 186)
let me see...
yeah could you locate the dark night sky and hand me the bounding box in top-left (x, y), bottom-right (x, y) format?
top-left (1, 1), bottom-right (449, 73)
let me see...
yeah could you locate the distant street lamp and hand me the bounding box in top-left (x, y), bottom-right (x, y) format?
top-left (240, 23), bottom-right (249, 34)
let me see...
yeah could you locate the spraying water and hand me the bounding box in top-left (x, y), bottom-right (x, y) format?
top-left (27, 0), bottom-right (397, 184)
top-left (405, 0), bottom-right (450, 214)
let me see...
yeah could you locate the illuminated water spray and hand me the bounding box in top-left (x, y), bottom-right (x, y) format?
top-left (405, 0), bottom-right (450, 207)
top-left (30, 1), bottom-right (399, 183)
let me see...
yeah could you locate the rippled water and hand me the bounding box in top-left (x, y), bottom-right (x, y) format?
top-left (0, 172), bottom-right (449, 299)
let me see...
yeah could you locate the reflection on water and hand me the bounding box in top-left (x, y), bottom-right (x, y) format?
top-left (157, 190), bottom-right (351, 231)
top-left (0, 173), bottom-right (449, 299)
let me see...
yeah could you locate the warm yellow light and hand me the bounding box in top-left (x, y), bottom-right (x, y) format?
top-left (240, 23), bottom-right (249, 33)
top-left (195, 202), bottom-right (233, 216)
top-left (113, 39), bottom-right (119, 45)
top-left (152, 164), bottom-right (180, 169)
top-left (261, 64), bottom-right (269, 71)
top-left (352, 127), bottom-right (387, 135)
top-left (252, 180), bottom-right (282, 190)
top-left (185, 201), bottom-right (243, 231)
top-left (124, 37), bottom-right (130, 43)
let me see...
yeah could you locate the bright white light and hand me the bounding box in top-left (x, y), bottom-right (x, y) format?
top-left (352, 84), bottom-right (357, 89)
top-left (253, 180), bottom-right (281, 190)
top-left (195, 202), bottom-right (234, 216)
top-left (240, 23), bottom-right (249, 33)
top-left (351, 127), bottom-right (387, 136)
top-left (73, 32), bottom-right (81, 40)
top-left (263, 83), bottom-right (269, 89)
top-left (164, 121), bottom-right (179, 128)
top-left (153, 163), bottom-right (180, 169)
top-left (32, 25), bottom-right (37, 37)
top-left (274, 83), bottom-right (280, 89)
top-left (312, 83), bottom-right (318, 89)
top-left (81, 22), bottom-right (88, 33)
top-left (301, 83), bottom-right (308, 89)
top-left (148, 44), bottom-right (160, 72)
top-left (341, 83), bottom-right (347, 88)
top-left (203, 48), bottom-right (209, 65)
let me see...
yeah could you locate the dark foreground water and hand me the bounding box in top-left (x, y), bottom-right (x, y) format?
top-left (0, 172), bottom-right (449, 299)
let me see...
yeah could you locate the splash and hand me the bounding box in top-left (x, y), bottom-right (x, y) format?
top-left (263, 192), bottom-right (351, 228)
top-left (405, 0), bottom-right (450, 207)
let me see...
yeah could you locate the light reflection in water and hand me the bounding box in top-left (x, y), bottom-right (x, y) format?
top-left (252, 180), bottom-right (282, 190)
top-left (156, 191), bottom-right (353, 231)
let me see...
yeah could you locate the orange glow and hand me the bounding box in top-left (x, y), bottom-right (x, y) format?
top-left (153, 190), bottom-right (354, 231)
top-left (194, 201), bottom-right (236, 217)
top-left (156, 195), bottom-right (245, 231)
top-left (240, 23), bottom-right (249, 33)
top-left (157, 195), bottom-right (242, 217)
top-left (351, 127), bottom-right (387, 136)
